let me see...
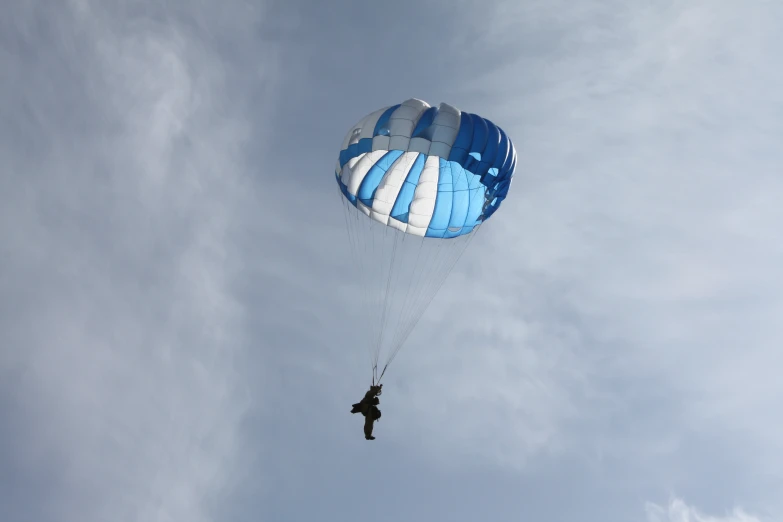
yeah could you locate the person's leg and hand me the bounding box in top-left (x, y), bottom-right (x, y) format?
top-left (364, 415), bottom-right (375, 440)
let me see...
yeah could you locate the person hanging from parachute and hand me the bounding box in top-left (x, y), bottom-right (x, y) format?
top-left (335, 98), bottom-right (517, 441)
top-left (350, 384), bottom-right (382, 440)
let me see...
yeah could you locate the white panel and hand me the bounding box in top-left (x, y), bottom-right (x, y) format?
top-left (346, 150), bottom-right (386, 196)
top-left (371, 151), bottom-right (417, 218)
top-left (388, 216), bottom-right (408, 233)
top-left (404, 98), bottom-right (430, 111)
top-left (408, 200), bottom-right (436, 228)
top-left (394, 99), bottom-right (429, 120)
top-left (372, 135), bottom-right (390, 151)
top-left (390, 105), bottom-right (421, 121)
top-left (427, 141), bottom-right (452, 159)
top-left (387, 99), bottom-right (429, 148)
top-left (406, 224), bottom-right (427, 237)
top-left (434, 113), bottom-right (459, 129)
top-left (407, 156), bottom-right (440, 229)
top-left (428, 103), bottom-right (461, 157)
top-left (435, 103), bottom-right (461, 128)
top-left (357, 200), bottom-right (372, 217)
top-left (348, 128), bottom-right (363, 146)
top-left (340, 153), bottom-right (364, 187)
top-left (346, 155), bottom-right (363, 169)
top-left (358, 107), bottom-right (389, 141)
top-left (430, 124), bottom-right (459, 145)
top-left (370, 209), bottom-right (390, 225)
top-left (388, 135), bottom-right (411, 151)
top-left (407, 137), bottom-right (432, 154)
top-left (388, 119), bottom-right (415, 138)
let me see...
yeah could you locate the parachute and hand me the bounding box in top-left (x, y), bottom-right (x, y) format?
top-left (335, 98), bottom-right (516, 385)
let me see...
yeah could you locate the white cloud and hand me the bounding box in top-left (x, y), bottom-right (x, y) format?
top-left (5, 1), bottom-right (781, 520)
top-left (0, 2), bottom-right (279, 521)
top-left (370, 0), bottom-right (783, 498)
top-left (646, 498), bottom-right (763, 522)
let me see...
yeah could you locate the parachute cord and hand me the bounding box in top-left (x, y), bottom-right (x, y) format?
top-left (394, 226), bottom-right (479, 355)
top-left (377, 225), bottom-right (482, 381)
top-left (359, 211), bottom-right (374, 374)
top-left (377, 362), bottom-right (389, 384)
top-left (387, 234), bottom-right (428, 353)
top-left (336, 185), bottom-right (376, 378)
top-left (369, 212), bottom-right (384, 374)
top-left (384, 235), bottom-right (450, 362)
top-left (374, 230), bottom-right (399, 361)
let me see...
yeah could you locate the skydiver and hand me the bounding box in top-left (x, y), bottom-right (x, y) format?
top-left (350, 384), bottom-right (382, 440)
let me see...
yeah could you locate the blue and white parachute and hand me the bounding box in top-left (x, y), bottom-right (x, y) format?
top-left (335, 99), bottom-right (516, 383)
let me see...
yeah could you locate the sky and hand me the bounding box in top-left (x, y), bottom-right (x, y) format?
top-left (1, 1), bottom-right (782, 521)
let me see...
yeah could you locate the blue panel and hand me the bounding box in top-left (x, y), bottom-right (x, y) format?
top-left (340, 144), bottom-right (359, 167)
top-left (412, 107), bottom-right (438, 140)
top-left (448, 112), bottom-right (475, 164)
top-left (373, 105), bottom-right (401, 137)
top-left (447, 184), bottom-right (470, 231)
top-left (442, 227), bottom-right (463, 239)
top-left (402, 153), bottom-right (426, 185)
top-left (447, 161), bottom-right (482, 232)
top-left (448, 224), bottom-right (474, 237)
top-left (426, 161), bottom-right (454, 237)
top-left (483, 168), bottom-right (499, 193)
top-left (448, 162), bottom-right (470, 221)
top-left (464, 186), bottom-right (485, 227)
top-left (465, 115), bottom-right (488, 172)
top-left (425, 226), bottom-right (445, 238)
top-left (509, 147), bottom-right (517, 177)
top-left (358, 137), bottom-right (373, 154)
top-left (357, 150), bottom-right (404, 206)
top-left (476, 120), bottom-right (500, 179)
top-left (498, 139), bottom-right (515, 180)
top-left (495, 178), bottom-right (512, 198)
top-left (390, 153), bottom-right (425, 223)
top-left (449, 161), bottom-right (470, 191)
top-left (492, 127), bottom-right (510, 171)
top-left (465, 167), bottom-right (482, 190)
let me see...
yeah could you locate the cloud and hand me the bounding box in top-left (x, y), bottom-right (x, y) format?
top-left (4, 1), bottom-right (782, 521)
top-left (646, 498), bottom-right (763, 522)
top-left (362, 0), bottom-right (783, 495)
top-left (0, 1), bottom-right (280, 521)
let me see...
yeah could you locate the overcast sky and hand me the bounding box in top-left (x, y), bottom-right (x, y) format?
top-left (2, 1), bottom-right (782, 521)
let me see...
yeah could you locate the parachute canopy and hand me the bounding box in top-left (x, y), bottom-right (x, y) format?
top-left (336, 98), bottom-right (516, 238)
top-left (334, 99), bottom-right (517, 383)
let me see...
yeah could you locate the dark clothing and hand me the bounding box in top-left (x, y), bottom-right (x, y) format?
top-left (351, 385), bottom-right (383, 440)
top-left (364, 385), bottom-right (382, 401)
top-left (363, 406), bottom-right (381, 439)
top-left (350, 396), bottom-right (378, 414)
